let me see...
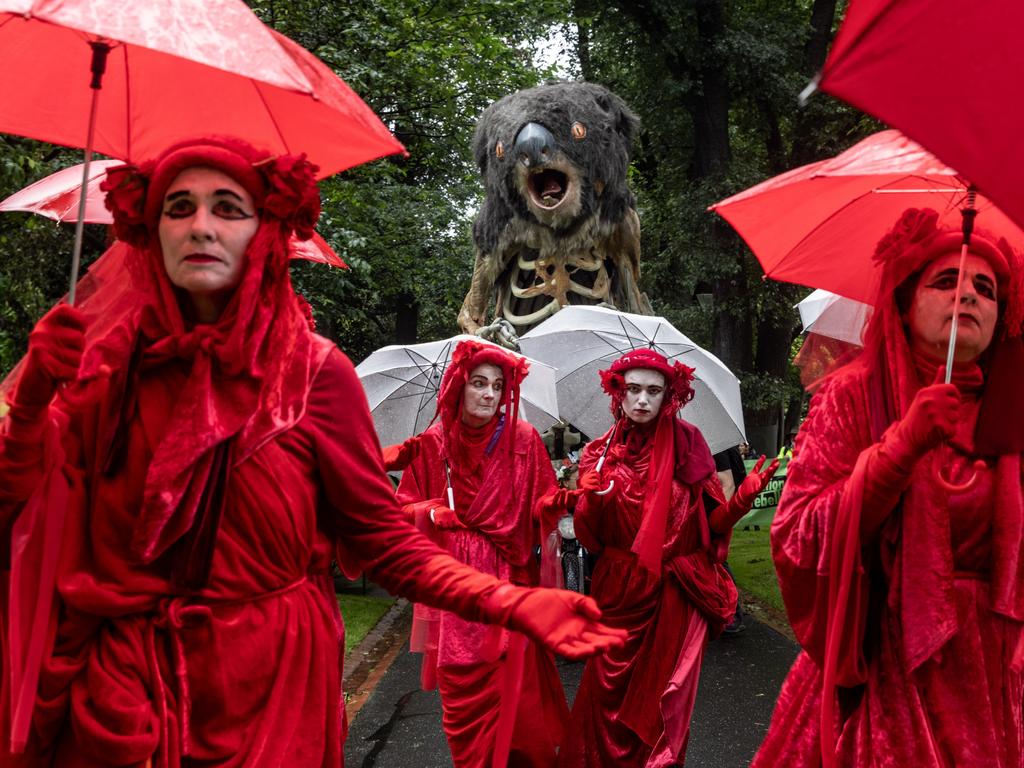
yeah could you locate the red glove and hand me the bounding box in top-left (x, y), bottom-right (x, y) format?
top-left (12, 304), bottom-right (86, 410)
top-left (710, 455), bottom-right (780, 533)
top-left (578, 468), bottom-right (616, 499)
top-left (481, 584), bottom-right (628, 660)
top-left (887, 376), bottom-right (961, 465)
top-left (858, 373), bottom-right (962, 537)
top-left (400, 498), bottom-right (445, 524)
top-left (429, 504), bottom-right (466, 530)
top-left (382, 434), bottom-right (423, 471)
top-left (534, 488), bottom-right (581, 535)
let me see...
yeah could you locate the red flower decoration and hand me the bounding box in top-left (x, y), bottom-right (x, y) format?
top-left (101, 163), bottom-right (151, 247)
top-left (259, 154), bottom-right (321, 240)
top-left (872, 208), bottom-right (939, 266)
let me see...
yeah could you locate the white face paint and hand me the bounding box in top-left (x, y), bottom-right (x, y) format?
top-left (462, 363), bottom-right (504, 427)
top-left (906, 252), bottom-right (999, 363)
top-left (622, 368), bottom-right (666, 425)
top-left (158, 166), bottom-right (259, 323)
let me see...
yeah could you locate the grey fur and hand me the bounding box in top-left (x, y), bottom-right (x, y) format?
top-left (472, 81), bottom-right (640, 253)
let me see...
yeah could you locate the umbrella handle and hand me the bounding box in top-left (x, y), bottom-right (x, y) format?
top-left (594, 480), bottom-right (615, 496)
top-left (933, 458), bottom-right (985, 494)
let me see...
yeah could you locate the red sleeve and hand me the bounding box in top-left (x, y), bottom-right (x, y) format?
top-left (307, 348), bottom-right (504, 621)
top-left (572, 440), bottom-right (608, 553)
top-left (770, 369), bottom-right (876, 681)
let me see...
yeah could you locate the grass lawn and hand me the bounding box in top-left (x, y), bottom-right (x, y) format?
top-left (337, 594), bottom-right (395, 653)
top-left (728, 528), bottom-right (784, 614)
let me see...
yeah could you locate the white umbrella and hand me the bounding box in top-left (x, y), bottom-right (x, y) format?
top-left (355, 335), bottom-right (560, 448)
top-left (519, 306), bottom-right (745, 454)
top-left (796, 289), bottom-right (872, 347)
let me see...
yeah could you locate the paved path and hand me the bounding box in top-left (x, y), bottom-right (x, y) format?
top-left (344, 615), bottom-right (799, 767)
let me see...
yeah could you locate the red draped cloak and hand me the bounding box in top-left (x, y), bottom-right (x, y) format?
top-left (0, 341), bottom-right (527, 767)
top-left (557, 418), bottom-right (731, 768)
top-left (396, 417), bottom-right (568, 768)
top-left (752, 358), bottom-right (1024, 768)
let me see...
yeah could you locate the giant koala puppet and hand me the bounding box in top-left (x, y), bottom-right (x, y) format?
top-left (458, 81), bottom-right (653, 344)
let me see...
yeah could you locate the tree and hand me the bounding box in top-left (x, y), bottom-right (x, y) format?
top-left (564, 0), bottom-right (872, 451)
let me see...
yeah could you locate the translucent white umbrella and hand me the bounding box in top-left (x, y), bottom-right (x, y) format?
top-left (355, 335), bottom-right (559, 447)
top-left (519, 305), bottom-right (745, 454)
top-left (796, 289), bottom-right (872, 347)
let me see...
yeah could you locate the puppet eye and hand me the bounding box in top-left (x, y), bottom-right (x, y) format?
top-left (571, 122), bottom-right (587, 140)
top-left (495, 140), bottom-right (505, 159)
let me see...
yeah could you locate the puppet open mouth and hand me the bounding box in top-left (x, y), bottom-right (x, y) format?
top-left (528, 169), bottom-right (569, 209)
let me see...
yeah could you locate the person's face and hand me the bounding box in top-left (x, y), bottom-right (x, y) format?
top-left (622, 368), bottom-right (666, 425)
top-left (905, 252), bottom-right (999, 363)
top-left (158, 166), bottom-right (259, 323)
top-left (462, 363), bottom-right (504, 427)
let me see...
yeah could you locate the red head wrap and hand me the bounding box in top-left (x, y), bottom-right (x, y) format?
top-left (599, 347), bottom-right (696, 421)
top-left (435, 340), bottom-right (529, 459)
top-left (101, 136), bottom-right (321, 247)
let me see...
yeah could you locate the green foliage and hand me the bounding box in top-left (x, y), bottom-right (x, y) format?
top-left (0, 139), bottom-right (108, 376)
top-left (727, 528), bottom-right (783, 613)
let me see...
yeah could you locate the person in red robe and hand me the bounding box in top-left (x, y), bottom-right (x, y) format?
top-left (751, 208), bottom-right (1024, 768)
top-left (0, 137), bottom-right (626, 768)
top-left (395, 339), bottom-right (570, 768)
top-left (555, 349), bottom-right (778, 767)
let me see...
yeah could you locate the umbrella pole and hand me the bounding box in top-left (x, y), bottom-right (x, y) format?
top-left (68, 41), bottom-right (110, 306)
top-left (943, 190), bottom-right (978, 383)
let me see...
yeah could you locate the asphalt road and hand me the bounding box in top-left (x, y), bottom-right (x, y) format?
top-left (344, 615), bottom-right (799, 767)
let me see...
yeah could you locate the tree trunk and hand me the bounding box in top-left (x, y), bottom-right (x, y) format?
top-left (393, 291), bottom-right (419, 344)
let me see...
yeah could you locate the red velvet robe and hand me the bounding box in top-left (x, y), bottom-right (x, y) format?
top-left (752, 364), bottom-right (1024, 768)
top-left (558, 422), bottom-right (731, 768)
top-left (396, 418), bottom-right (568, 768)
top-left (0, 339), bottom-right (524, 767)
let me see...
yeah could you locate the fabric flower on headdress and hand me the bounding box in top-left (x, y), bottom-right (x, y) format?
top-left (872, 208), bottom-right (939, 268)
top-left (101, 163), bottom-right (152, 247)
top-left (258, 153), bottom-right (321, 241)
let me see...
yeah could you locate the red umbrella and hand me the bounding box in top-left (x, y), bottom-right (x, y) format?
top-left (710, 129), bottom-right (1024, 305)
top-left (0, 0), bottom-right (402, 298)
top-left (0, 160), bottom-right (348, 268)
top-left (811, 0), bottom-right (1024, 233)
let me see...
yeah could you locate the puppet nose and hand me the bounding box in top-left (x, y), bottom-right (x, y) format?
top-left (514, 122), bottom-right (555, 167)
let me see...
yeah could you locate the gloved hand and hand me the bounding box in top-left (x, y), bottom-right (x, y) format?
top-left (382, 434), bottom-right (423, 471)
top-left (858, 372), bottom-right (962, 537)
top-left (12, 304), bottom-right (86, 410)
top-left (887, 373), bottom-right (960, 465)
top-left (578, 468), bottom-right (616, 499)
top-left (400, 498), bottom-right (445, 524)
top-left (428, 504), bottom-right (466, 530)
top-left (710, 455), bottom-right (780, 533)
top-left (534, 488), bottom-right (580, 535)
top-left (482, 584), bottom-right (627, 660)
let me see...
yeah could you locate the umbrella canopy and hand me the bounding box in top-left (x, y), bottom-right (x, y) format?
top-left (518, 305), bottom-right (745, 454)
top-left (815, 0), bottom-right (1024, 232)
top-left (710, 129), bottom-right (1024, 304)
top-left (0, 159), bottom-right (347, 269)
top-left (0, 1), bottom-right (404, 178)
top-left (797, 289), bottom-right (872, 347)
top-left (355, 335), bottom-right (560, 449)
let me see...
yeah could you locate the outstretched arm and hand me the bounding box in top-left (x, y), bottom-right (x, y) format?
top-left (311, 348), bottom-right (625, 659)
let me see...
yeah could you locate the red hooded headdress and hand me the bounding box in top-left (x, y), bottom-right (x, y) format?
top-left (25, 137), bottom-right (327, 587)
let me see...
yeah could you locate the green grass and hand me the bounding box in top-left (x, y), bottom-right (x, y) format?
top-left (337, 594), bottom-right (395, 653)
top-left (728, 528), bottom-right (784, 613)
